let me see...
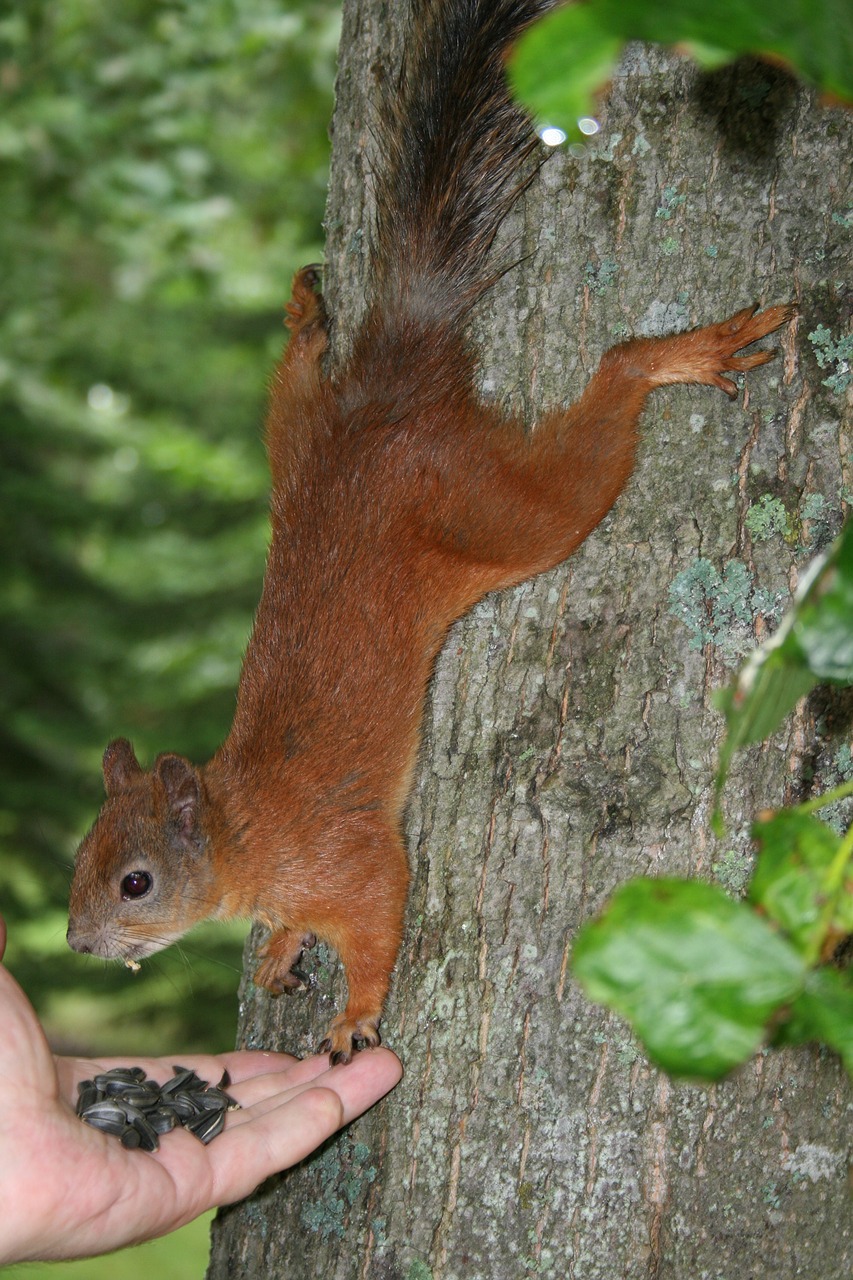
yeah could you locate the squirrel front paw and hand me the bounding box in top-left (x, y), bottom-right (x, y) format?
top-left (318, 1014), bottom-right (382, 1066)
top-left (254, 929), bottom-right (317, 994)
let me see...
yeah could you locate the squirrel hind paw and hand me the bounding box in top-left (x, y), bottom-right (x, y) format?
top-left (719, 300), bottom-right (796, 346)
top-left (318, 1016), bottom-right (382, 1065)
top-left (284, 265), bottom-right (326, 334)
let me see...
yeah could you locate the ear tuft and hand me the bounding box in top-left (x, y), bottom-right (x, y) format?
top-left (102, 738), bottom-right (142, 796)
top-left (155, 754), bottom-right (202, 842)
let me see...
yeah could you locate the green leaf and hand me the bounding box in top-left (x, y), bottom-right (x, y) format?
top-left (713, 653), bottom-right (817, 805)
top-left (791, 520), bottom-right (853, 681)
top-left (573, 878), bottom-right (806, 1079)
top-left (773, 967), bottom-right (853, 1075)
top-left (509, 7), bottom-right (623, 142)
top-left (608, 0), bottom-right (853, 103)
top-left (714, 521), bottom-right (853, 804)
top-left (513, 0), bottom-right (853, 140)
top-left (749, 811), bottom-right (842, 959)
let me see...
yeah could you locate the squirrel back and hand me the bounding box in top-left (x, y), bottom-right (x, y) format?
top-left (67, 0), bottom-right (793, 1063)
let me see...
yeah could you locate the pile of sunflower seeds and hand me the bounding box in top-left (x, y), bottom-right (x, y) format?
top-left (76, 1064), bottom-right (240, 1152)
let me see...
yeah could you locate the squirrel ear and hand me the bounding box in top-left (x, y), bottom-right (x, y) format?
top-left (103, 738), bottom-right (142, 796)
top-left (155, 754), bottom-right (202, 842)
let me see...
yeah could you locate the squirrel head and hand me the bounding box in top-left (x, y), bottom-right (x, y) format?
top-left (67, 739), bottom-right (218, 966)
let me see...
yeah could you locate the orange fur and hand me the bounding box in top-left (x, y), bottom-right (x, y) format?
top-left (67, 0), bottom-right (794, 1062)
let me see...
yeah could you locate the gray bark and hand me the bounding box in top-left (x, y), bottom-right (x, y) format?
top-left (207, 4), bottom-right (853, 1277)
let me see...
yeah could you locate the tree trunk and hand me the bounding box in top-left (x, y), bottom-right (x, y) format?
top-left (207, 4), bottom-right (853, 1277)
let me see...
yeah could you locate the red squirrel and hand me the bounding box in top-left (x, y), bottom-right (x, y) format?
top-left (67, 0), bottom-right (794, 1063)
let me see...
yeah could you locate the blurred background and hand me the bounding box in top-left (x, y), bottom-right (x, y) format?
top-left (1, 1), bottom-right (337, 1271)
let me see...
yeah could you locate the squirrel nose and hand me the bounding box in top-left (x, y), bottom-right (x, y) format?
top-left (66, 927), bottom-right (92, 954)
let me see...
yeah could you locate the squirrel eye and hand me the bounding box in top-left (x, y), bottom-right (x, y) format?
top-left (121, 870), bottom-right (152, 900)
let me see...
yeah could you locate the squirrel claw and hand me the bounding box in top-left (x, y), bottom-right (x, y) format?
top-left (318, 1016), bottom-right (382, 1064)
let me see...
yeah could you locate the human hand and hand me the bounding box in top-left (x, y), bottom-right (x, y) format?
top-left (0, 913), bottom-right (402, 1264)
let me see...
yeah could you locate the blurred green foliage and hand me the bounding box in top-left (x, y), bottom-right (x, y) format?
top-left (1, 1214), bottom-right (213, 1280)
top-left (0, 0), bottom-right (339, 1052)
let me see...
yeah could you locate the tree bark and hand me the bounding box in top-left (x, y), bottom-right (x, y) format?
top-left (208, 4), bottom-right (853, 1277)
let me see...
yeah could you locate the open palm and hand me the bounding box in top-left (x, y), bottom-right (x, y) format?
top-left (0, 915), bottom-right (402, 1265)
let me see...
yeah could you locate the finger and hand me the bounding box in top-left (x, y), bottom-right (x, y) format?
top-left (56, 1049), bottom-right (302, 1111)
top-left (308, 1047), bottom-right (402, 1124)
top-left (214, 1050), bottom-right (305, 1085)
top-left (138, 1086), bottom-right (347, 1216)
top-left (228, 1047), bottom-right (402, 1126)
top-left (225, 1052), bottom-right (352, 1111)
top-left (67, 1049), bottom-right (302, 1092)
top-left (0, 912), bottom-right (6, 960)
top-left (207, 1050), bottom-right (402, 1202)
top-left (0, 953), bottom-right (61, 1096)
top-left (216, 1085), bottom-right (346, 1200)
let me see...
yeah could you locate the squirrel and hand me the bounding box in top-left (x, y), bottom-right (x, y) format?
top-left (67, 0), bottom-right (794, 1063)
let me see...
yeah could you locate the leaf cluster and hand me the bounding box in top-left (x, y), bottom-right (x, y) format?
top-left (574, 523), bottom-right (853, 1079)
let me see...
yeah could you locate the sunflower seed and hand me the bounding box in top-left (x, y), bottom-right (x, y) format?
top-left (76, 1063), bottom-right (239, 1151)
top-left (115, 1083), bottom-right (159, 1106)
top-left (191, 1088), bottom-right (232, 1112)
top-left (185, 1109), bottom-right (225, 1144)
top-left (82, 1100), bottom-right (128, 1121)
top-left (127, 1113), bottom-right (160, 1152)
top-left (160, 1069), bottom-right (197, 1096)
top-left (148, 1107), bottom-right (178, 1135)
top-left (76, 1083), bottom-right (100, 1113)
top-left (94, 1068), bottom-right (144, 1086)
top-left (166, 1091), bottom-right (200, 1119)
top-left (81, 1105), bottom-right (129, 1138)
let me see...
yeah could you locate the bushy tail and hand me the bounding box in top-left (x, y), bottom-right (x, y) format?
top-left (372, 0), bottom-right (555, 323)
